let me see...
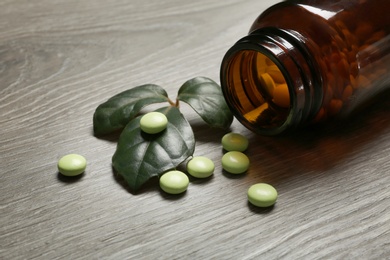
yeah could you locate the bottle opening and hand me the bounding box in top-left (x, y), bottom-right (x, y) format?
top-left (223, 49), bottom-right (291, 134)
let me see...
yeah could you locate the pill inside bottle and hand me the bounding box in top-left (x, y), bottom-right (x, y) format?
top-left (227, 52), bottom-right (290, 131)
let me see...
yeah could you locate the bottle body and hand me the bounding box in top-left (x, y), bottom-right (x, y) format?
top-left (220, 0), bottom-right (390, 135)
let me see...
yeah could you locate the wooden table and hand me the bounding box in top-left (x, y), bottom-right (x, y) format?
top-left (1, 0), bottom-right (389, 259)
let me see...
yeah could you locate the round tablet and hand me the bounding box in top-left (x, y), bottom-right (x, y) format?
top-left (221, 132), bottom-right (249, 152)
top-left (140, 112), bottom-right (168, 134)
top-left (221, 151), bottom-right (250, 174)
top-left (58, 154), bottom-right (87, 176)
top-left (159, 170), bottom-right (189, 194)
top-left (248, 183), bottom-right (278, 207)
top-left (187, 156), bottom-right (215, 178)
top-left (272, 83), bottom-right (290, 108)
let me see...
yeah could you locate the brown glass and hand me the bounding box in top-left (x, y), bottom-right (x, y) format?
top-left (220, 0), bottom-right (390, 135)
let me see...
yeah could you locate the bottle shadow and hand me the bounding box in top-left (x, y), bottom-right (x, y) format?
top-left (245, 88), bottom-right (390, 185)
top-left (190, 122), bottom-right (231, 144)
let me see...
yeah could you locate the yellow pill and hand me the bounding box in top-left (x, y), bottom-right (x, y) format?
top-left (244, 103), bottom-right (269, 122)
top-left (256, 55), bottom-right (268, 74)
top-left (266, 65), bottom-right (285, 84)
top-left (265, 57), bottom-right (274, 66)
top-left (342, 85), bottom-right (353, 102)
top-left (328, 99), bottom-right (343, 115)
top-left (259, 73), bottom-right (276, 97)
top-left (272, 84), bottom-right (290, 108)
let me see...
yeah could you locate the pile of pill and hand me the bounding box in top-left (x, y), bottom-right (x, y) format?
top-left (221, 132), bottom-right (278, 207)
top-left (221, 132), bottom-right (250, 174)
top-left (60, 109), bottom-right (277, 207)
top-left (158, 131), bottom-right (278, 207)
top-left (242, 55), bottom-right (290, 124)
top-left (243, 16), bottom-right (388, 127)
top-left (257, 59), bottom-right (290, 109)
top-left (312, 18), bottom-right (388, 120)
top-left (159, 157), bottom-right (215, 195)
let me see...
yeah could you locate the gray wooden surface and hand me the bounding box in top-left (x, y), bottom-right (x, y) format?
top-left (1, 0), bottom-right (390, 259)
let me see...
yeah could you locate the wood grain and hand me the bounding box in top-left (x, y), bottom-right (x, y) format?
top-left (1, 0), bottom-right (389, 259)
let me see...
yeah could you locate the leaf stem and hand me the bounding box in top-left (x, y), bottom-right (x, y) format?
top-left (168, 98), bottom-right (176, 107)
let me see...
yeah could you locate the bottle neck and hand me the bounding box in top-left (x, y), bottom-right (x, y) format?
top-left (220, 28), bottom-right (323, 135)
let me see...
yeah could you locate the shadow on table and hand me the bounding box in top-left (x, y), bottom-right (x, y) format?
top-left (246, 88), bottom-right (390, 184)
top-left (103, 88), bottom-right (390, 196)
top-left (57, 172), bottom-right (84, 183)
top-left (248, 202), bottom-right (276, 214)
top-left (111, 166), bottom-right (158, 195)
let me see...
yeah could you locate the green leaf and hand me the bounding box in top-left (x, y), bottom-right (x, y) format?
top-left (93, 84), bottom-right (170, 135)
top-left (177, 77), bottom-right (233, 129)
top-left (112, 106), bottom-right (195, 192)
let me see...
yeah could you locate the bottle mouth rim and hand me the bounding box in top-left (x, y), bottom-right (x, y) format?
top-left (220, 41), bottom-right (296, 136)
top-left (221, 28), bottom-right (322, 135)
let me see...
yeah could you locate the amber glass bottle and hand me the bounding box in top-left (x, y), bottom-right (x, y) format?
top-left (220, 0), bottom-right (390, 135)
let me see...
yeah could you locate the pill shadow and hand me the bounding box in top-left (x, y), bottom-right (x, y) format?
top-left (246, 88), bottom-right (390, 183)
top-left (222, 170), bottom-right (248, 179)
top-left (57, 172), bottom-right (84, 183)
top-left (158, 188), bottom-right (187, 200)
top-left (188, 174), bottom-right (214, 185)
top-left (247, 202), bottom-right (276, 214)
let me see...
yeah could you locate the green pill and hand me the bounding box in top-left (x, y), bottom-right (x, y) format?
top-left (248, 183), bottom-right (278, 207)
top-left (187, 156), bottom-right (215, 178)
top-left (221, 151), bottom-right (250, 174)
top-left (140, 112), bottom-right (168, 134)
top-left (221, 132), bottom-right (249, 152)
top-left (58, 154), bottom-right (87, 176)
top-left (159, 170), bottom-right (189, 194)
